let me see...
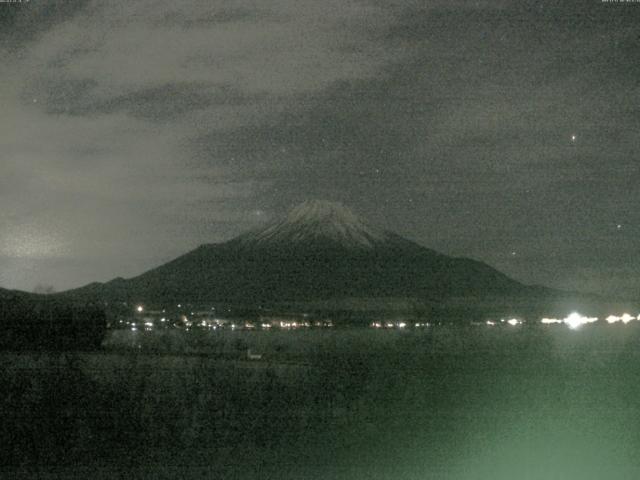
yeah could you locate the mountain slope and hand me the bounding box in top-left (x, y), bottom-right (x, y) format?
top-left (63, 200), bottom-right (531, 307)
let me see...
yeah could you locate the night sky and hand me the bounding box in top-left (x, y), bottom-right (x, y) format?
top-left (1, 0), bottom-right (639, 297)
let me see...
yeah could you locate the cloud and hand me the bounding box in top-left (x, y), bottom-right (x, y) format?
top-left (0, 0), bottom-right (92, 48)
top-left (1, 0), bottom-right (639, 297)
top-left (21, 0), bottom-right (399, 99)
top-left (0, 0), bottom-right (413, 290)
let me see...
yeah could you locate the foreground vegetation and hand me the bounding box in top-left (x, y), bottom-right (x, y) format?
top-left (2, 325), bottom-right (640, 479)
top-left (0, 294), bottom-right (106, 350)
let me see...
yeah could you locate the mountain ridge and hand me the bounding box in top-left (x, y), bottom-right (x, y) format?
top-left (56, 200), bottom-right (640, 319)
top-left (60, 200), bottom-right (535, 309)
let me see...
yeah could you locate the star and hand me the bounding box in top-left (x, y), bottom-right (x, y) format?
top-left (570, 134), bottom-right (577, 142)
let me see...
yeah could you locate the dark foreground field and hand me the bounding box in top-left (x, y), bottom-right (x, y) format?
top-left (2, 325), bottom-right (640, 479)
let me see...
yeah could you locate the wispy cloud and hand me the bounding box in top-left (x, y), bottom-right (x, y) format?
top-left (1, 0), bottom-right (639, 296)
top-left (0, 0), bottom-right (411, 290)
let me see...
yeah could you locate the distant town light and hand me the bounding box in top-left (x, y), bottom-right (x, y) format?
top-left (541, 317), bottom-right (562, 324)
top-left (506, 318), bottom-right (520, 326)
top-left (539, 313), bottom-right (598, 329)
top-left (564, 313), bottom-right (583, 329)
top-left (606, 314), bottom-right (636, 324)
top-left (136, 305), bottom-right (144, 313)
top-left (621, 313), bottom-right (635, 324)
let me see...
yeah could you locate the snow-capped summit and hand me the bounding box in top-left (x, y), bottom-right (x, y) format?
top-left (238, 200), bottom-right (389, 249)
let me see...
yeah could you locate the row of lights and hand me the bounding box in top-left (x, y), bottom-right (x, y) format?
top-left (370, 322), bottom-right (430, 329)
top-left (486, 319), bottom-right (522, 327)
top-left (136, 305), bottom-right (639, 332)
top-left (126, 316), bottom-right (334, 332)
top-left (487, 312), bottom-right (640, 330)
top-left (540, 313), bottom-right (598, 329)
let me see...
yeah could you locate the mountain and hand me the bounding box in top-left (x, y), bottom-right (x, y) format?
top-left (63, 200), bottom-right (544, 312)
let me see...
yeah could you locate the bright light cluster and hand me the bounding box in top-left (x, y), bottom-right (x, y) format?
top-left (541, 318), bottom-right (563, 325)
top-left (563, 312), bottom-right (598, 329)
top-left (370, 321), bottom-right (429, 329)
top-left (540, 312), bottom-right (597, 329)
top-left (605, 313), bottom-right (638, 324)
top-left (506, 318), bottom-right (522, 326)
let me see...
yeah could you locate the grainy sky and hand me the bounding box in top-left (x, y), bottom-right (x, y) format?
top-left (1, 0), bottom-right (639, 296)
